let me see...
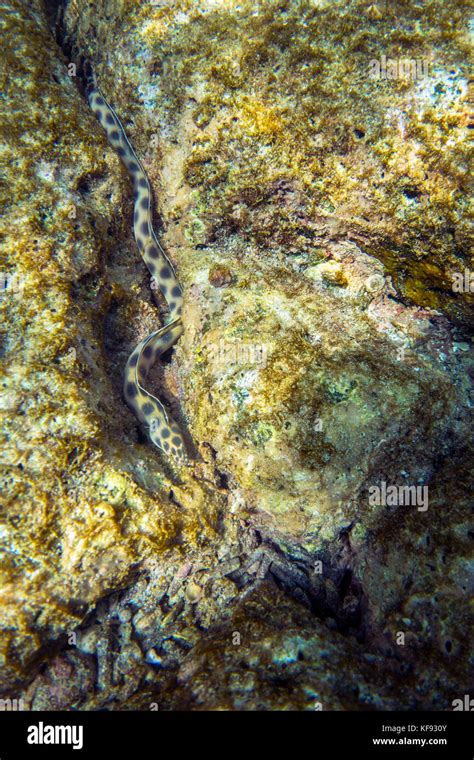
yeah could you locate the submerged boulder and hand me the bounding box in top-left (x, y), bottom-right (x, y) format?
top-left (0, 0), bottom-right (471, 709)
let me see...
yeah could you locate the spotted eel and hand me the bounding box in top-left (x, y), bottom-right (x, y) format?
top-left (83, 64), bottom-right (187, 465)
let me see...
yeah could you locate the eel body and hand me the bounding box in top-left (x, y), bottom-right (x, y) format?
top-left (84, 66), bottom-right (187, 465)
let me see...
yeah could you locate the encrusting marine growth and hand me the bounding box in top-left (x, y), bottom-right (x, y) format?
top-left (83, 61), bottom-right (188, 466)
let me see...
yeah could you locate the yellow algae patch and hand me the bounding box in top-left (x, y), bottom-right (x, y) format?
top-left (238, 96), bottom-right (284, 138)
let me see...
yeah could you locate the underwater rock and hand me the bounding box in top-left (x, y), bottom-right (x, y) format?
top-left (64, 0), bottom-right (473, 324)
top-left (62, 0), bottom-right (472, 534)
top-left (0, 0), bottom-right (471, 710)
top-left (157, 582), bottom-right (436, 710)
top-left (0, 0), bottom-right (220, 692)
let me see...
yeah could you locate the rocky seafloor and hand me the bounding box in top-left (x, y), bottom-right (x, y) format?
top-left (0, 0), bottom-right (472, 710)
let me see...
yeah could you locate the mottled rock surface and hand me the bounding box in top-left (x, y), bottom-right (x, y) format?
top-left (0, 0), bottom-right (220, 692)
top-left (0, 0), bottom-right (471, 709)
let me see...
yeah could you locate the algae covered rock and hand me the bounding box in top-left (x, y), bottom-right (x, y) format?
top-left (0, 0), bottom-right (471, 711)
top-left (0, 0), bottom-right (219, 692)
